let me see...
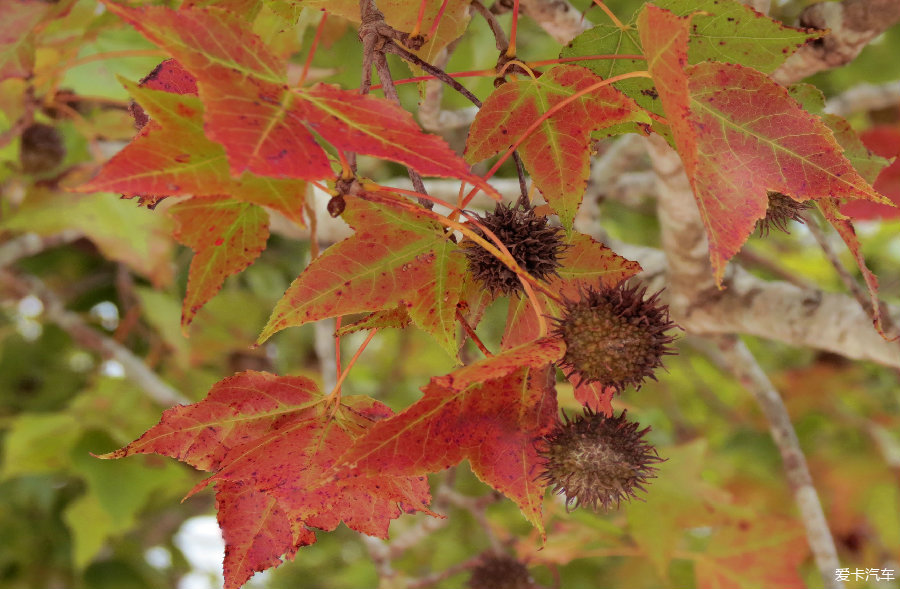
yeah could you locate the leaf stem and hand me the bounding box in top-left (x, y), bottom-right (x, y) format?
top-left (462, 70), bottom-right (653, 208)
top-left (457, 309), bottom-right (493, 357)
top-left (427, 0), bottom-right (451, 41)
top-left (591, 0), bottom-right (627, 30)
top-left (299, 10), bottom-right (329, 86)
top-left (507, 0), bottom-right (520, 57)
top-left (326, 327), bottom-right (378, 409)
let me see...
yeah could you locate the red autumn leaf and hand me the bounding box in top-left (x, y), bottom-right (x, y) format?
top-left (101, 2), bottom-right (495, 195)
top-left (170, 196), bottom-right (269, 329)
top-left (0, 0), bottom-right (49, 81)
top-left (138, 58), bottom-right (198, 95)
top-left (100, 371), bottom-right (434, 589)
top-left (637, 5), bottom-right (889, 284)
top-left (571, 380), bottom-right (615, 415)
top-left (215, 481), bottom-right (315, 589)
top-left (501, 231), bottom-right (641, 350)
top-left (339, 364), bottom-right (558, 534)
top-left (465, 65), bottom-right (649, 228)
top-left (77, 81), bottom-right (308, 227)
top-left (842, 126), bottom-right (900, 220)
top-left (259, 193), bottom-right (466, 359)
top-left (694, 515), bottom-right (809, 589)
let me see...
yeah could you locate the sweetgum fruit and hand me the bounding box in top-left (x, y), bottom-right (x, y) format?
top-left (539, 409), bottom-right (663, 511)
top-left (553, 282), bottom-right (676, 392)
top-left (467, 554), bottom-right (534, 589)
top-left (20, 123), bottom-right (65, 175)
top-left (756, 191), bottom-right (811, 236)
top-left (461, 202), bottom-right (566, 296)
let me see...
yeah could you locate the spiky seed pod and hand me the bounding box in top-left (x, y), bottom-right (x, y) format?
top-left (553, 282), bottom-right (677, 392)
top-left (20, 123), bottom-right (66, 175)
top-left (756, 192), bottom-right (811, 236)
top-left (467, 554), bottom-right (535, 589)
top-left (538, 409), bottom-right (663, 511)
top-left (461, 202), bottom-right (567, 296)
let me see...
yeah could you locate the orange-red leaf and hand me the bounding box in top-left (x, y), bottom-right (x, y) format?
top-left (340, 364), bottom-right (557, 534)
top-left (466, 65), bottom-right (648, 228)
top-left (101, 371), bottom-right (434, 589)
top-left (215, 481), bottom-right (315, 589)
top-left (102, 3), bottom-right (493, 193)
top-left (259, 194), bottom-right (465, 359)
top-left (638, 5), bottom-right (889, 284)
top-left (170, 196), bottom-right (269, 329)
top-left (78, 81), bottom-right (308, 227)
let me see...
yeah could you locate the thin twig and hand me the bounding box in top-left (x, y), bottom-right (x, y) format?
top-left (470, 0), bottom-right (509, 52)
top-left (709, 335), bottom-right (844, 589)
top-left (384, 41), bottom-right (482, 107)
top-left (406, 554), bottom-right (484, 588)
top-left (0, 231), bottom-right (82, 268)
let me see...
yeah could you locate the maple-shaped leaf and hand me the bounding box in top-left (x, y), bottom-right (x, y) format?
top-left (340, 362), bottom-right (558, 534)
top-left (561, 0), bottom-right (818, 132)
top-left (170, 196), bottom-right (269, 329)
top-left (100, 371), bottom-right (434, 589)
top-left (0, 0), bottom-right (50, 81)
top-left (653, 0), bottom-right (819, 73)
top-left (260, 193), bottom-right (466, 359)
top-left (77, 80), bottom-right (308, 227)
top-left (466, 65), bottom-right (648, 229)
top-left (501, 231), bottom-right (641, 350)
top-left (637, 5), bottom-right (889, 283)
top-left (101, 3), bottom-right (494, 195)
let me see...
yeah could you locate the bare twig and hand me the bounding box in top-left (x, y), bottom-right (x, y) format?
top-left (709, 336), bottom-right (843, 589)
top-left (472, 0), bottom-right (509, 52)
top-left (0, 270), bottom-right (188, 406)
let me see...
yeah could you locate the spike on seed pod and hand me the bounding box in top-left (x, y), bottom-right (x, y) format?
top-left (461, 202), bottom-right (567, 296)
top-left (538, 408), bottom-right (663, 511)
top-left (756, 191), bottom-right (811, 236)
top-left (467, 553), bottom-right (535, 589)
top-left (552, 281), bottom-right (677, 392)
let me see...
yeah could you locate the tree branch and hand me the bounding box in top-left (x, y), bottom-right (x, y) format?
top-left (707, 336), bottom-right (843, 589)
top-left (774, 0), bottom-right (900, 85)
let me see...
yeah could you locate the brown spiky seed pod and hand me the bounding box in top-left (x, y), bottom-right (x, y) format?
top-left (553, 282), bottom-right (676, 392)
top-left (461, 202), bottom-right (567, 296)
top-left (756, 191), bottom-right (811, 236)
top-left (20, 123), bottom-right (66, 175)
top-left (539, 409), bottom-right (663, 511)
top-left (467, 554), bottom-right (535, 589)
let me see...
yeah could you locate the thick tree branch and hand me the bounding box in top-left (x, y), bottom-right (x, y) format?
top-left (512, 0), bottom-right (590, 44)
top-left (774, 0), bottom-right (900, 84)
